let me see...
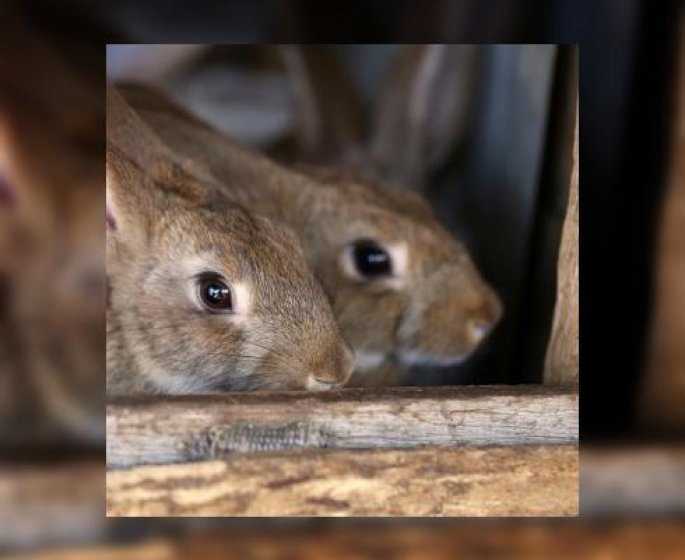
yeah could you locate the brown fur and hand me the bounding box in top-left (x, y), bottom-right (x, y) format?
top-left (106, 88), bottom-right (353, 395)
top-left (116, 84), bottom-right (502, 387)
top-left (0, 3), bottom-right (105, 443)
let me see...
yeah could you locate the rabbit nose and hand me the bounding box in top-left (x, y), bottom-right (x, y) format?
top-left (468, 319), bottom-right (492, 343)
top-left (307, 345), bottom-right (354, 391)
top-left (468, 290), bottom-right (503, 344)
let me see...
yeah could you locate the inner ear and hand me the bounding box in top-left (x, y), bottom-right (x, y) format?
top-left (105, 149), bottom-right (152, 244)
top-left (106, 204), bottom-right (116, 231)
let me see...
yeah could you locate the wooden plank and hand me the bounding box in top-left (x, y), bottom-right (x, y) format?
top-left (0, 460), bottom-right (106, 551)
top-left (107, 385), bottom-right (578, 469)
top-left (106, 444), bottom-right (578, 516)
top-left (11, 521), bottom-right (685, 560)
top-left (641, 16), bottom-right (685, 431)
top-left (544, 100), bottom-right (579, 385)
top-left (581, 445), bottom-right (685, 515)
top-left (7, 446), bottom-right (685, 553)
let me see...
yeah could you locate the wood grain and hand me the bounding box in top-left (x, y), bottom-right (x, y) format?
top-left (107, 385), bottom-right (578, 469)
top-left (544, 100), bottom-right (579, 385)
top-left (106, 444), bottom-right (578, 516)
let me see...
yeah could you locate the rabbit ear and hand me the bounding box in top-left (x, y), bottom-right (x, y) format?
top-left (369, 45), bottom-right (480, 190)
top-left (106, 85), bottom-right (173, 170)
top-left (106, 85), bottom-right (162, 241)
top-left (105, 145), bottom-right (156, 246)
top-left (107, 86), bottom-right (216, 210)
top-left (278, 45), bottom-right (366, 165)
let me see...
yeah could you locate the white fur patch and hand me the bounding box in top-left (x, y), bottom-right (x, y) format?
top-left (386, 242), bottom-right (409, 282)
top-left (306, 377), bottom-right (337, 391)
top-left (139, 354), bottom-right (210, 394)
top-left (398, 350), bottom-right (469, 368)
top-left (354, 351), bottom-right (386, 371)
top-left (230, 282), bottom-right (251, 317)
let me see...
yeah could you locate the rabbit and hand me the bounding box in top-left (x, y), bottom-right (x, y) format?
top-left (106, 86), bottom-right (353, 395)
top-left (117, 77), bottom-right (502, 388)
top-left (0, 3), bottom-right (106, 443)
top-left (276, 45), bottom-right (503, 387)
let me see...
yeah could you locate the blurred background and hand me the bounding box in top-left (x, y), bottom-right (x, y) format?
top-left (1, 0), bottom-right (684, 557)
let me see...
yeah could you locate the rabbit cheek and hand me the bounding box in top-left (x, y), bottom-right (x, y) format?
top-left (398, 288), bottom-right (499, 367)
top-left (334, 289), bottom-right (403, 354)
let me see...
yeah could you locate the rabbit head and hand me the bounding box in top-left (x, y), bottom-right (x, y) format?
top-left (106, 87), bottom-right (353, 395)
top-left (288, 166), bottom-right (502, 381)
top-left (277, 45), bottom-right (501, 384)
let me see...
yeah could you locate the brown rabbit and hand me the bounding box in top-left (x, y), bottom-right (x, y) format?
top-left (0, 3), bottom-right (106, 443)
top-left (277, 45), bottom-right (502, 386)
top-left (106, 86), bottom-right (353, 395)
top-left (117, 77), bottom-right (501, 388)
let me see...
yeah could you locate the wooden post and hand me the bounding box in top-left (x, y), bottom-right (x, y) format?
top-left (544, 102), bottom-right (579, 385)
top-left (641, 16), bottom-right (685, 432)
top-left (13, 522), bottom-right (685, 560)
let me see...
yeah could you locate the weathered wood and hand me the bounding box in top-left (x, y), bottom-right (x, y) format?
top-left (106, 444), bottom-right (578, 516)
top-left (5, 541), bottom-right (176, 560)
top-left (12, 522), bottom-right (685, 560)
top-left (544, 100), bottom-right (579, 385)
top-left (642, 17), bottom-right (685, 431)
top-left (8, 446), bottom-right (685, 551)
top-left (581, 445), bottom-right (685, 515)
top-left (107, 385), bottom-right (578, 469)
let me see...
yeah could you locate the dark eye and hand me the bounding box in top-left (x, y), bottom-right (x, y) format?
top-left (351, 239), bottom-right (392, 278)
top-left (197, 274), bottom-right (233, 312)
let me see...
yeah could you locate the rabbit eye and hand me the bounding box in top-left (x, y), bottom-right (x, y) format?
top-left (351, 239), bottom-right (392, 278)
top-left (197, 274), bottom-right (233, 312)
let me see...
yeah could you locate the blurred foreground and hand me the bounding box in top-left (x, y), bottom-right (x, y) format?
top-left (1, 0), bottom-right (685, 557)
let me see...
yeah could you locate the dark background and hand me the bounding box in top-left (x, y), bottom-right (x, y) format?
top-left (9, 0), bottom-right (681, 437)
top-left (0, 0), bottom-right (682, 552)
top-left (92, 0), bottom-right (680, 438)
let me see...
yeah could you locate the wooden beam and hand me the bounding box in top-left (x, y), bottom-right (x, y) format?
top-left (0, 460), bottom-right (106, 551)
top-left (106, 444), bottom-right (578, 516)
top-left (107, 385), bottom-right (578, 469)
top-left (13, 521), bottom-right (685, 560)
top-left (581, 444), bottom-right (685, 515)
top-left (544, 99), bottom-right (579, 385)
